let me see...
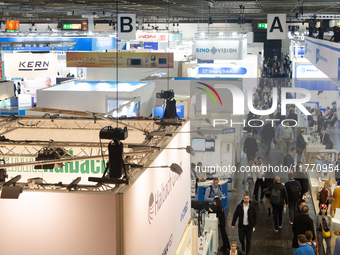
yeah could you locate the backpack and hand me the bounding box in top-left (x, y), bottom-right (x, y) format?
top-left (319, 188), bottom-right (328, 204)
top-left (204, 185), bottom-right (222, 197)
top-left (289, 182), bottom-right (300, 202)
top-left (306, 241), bottom-right (317, 255)
top-left (270, 188), bottom-right (282, 205)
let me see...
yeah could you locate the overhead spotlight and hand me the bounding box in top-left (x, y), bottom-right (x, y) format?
top-left (1, 175), bottom-right (22, 199)
top-left (147, 164), bottom-right (183, 175)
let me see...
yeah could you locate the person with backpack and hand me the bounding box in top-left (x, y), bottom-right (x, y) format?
top-left (285, 173), bottom-right (302, 224)
top-left (314, 204), bottom-right (333, 255)
top-left (268, 176), bottom-right (288, 232)
top-left (204, 177), bottom-right (225, 210)
top-left (305, 230), bottom-right (317, 255)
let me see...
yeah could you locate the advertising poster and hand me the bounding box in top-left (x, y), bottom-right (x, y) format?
top-left (4, 53), bottom-right (58, 78)
top-left (66, 52), bottom-right (174, 68)
top-left (23, 76), bottom-right (56, 102)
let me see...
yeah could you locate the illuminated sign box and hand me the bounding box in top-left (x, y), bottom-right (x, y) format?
top-left (6, 20), bottom-right (19, 32)
top-left (63, 24), bottom-right (82, 30)
top-left (258, 23), bottom-right (267, 29)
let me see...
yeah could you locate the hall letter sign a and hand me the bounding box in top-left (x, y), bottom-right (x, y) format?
top-left (267, 14), bottom-right (286, 40)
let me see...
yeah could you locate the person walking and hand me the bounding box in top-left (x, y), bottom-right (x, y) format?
top-left (294, 234), bottom-right (316, 255)
top-left (280, 122), bottom-right (294, 158)
top-left (263, 170), bottom-right (275, 215)
top-left (243, 158), bottom-right (256, 201)
top-left (285, 173), bottom-right (302, 224)
top-left (253, 157), bottom-right (265, 204)
top-left (261, 120), bottom-right (275, 156)
top-left (243, 133), bottom-right (258, 161)
top-left (231, 193), bottom-right (257, 255)
top-left (296, 129), bottom-right (307, 164)
top-left (209, 197), bottom-right (230, 252)
top-left (292, 205), bottom-right (315, 248)
top-left (314, 204), bottom-right (333, 255)
top-left (268, 176), bottom-right (288, 232)
top-left (295, 165), bottom-right (309, 199)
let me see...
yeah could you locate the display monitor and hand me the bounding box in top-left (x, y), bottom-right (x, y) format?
top-left (191, 138), bottom-right (205, 151)
top-left (205, 139), bottom-right (215, 152)
top-left (191, 200), bottom-right (209, 211)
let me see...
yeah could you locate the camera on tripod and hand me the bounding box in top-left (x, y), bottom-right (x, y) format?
top-left (156, 89), bottom-right (174, 100)
top-left (99, 126), bottom-right (128, 140)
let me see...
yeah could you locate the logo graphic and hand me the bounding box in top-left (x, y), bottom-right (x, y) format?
top-left (316, 48), bottom-right (319, 63)
top-left (18, 61), bottom-right (49, 72)
top-left (162, 234), bottom-right (173, 255)
top-left (148, 192), bottom-right (155, 224)
top-left (180, 201), bottom-right (189, 222)
top-left (196, 82), bottom-right (222, 106)
top-left (211, 47), bottom-right (217, 54)
top-left (196, 47), bottom-right (237, 54)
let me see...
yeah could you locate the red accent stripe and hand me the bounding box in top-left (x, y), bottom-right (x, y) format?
top-left (197, 82), bottom-right (223, 106)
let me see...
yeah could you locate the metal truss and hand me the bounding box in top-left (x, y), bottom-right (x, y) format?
top-left (0, 116), bottom-right (187, 190)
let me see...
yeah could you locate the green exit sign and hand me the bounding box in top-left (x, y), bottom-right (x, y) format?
top-left (63, 24), bottom-right (72, 29)
top-left (258, 23), bottom-right (267, 29)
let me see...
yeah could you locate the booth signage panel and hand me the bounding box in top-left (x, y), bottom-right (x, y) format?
top-left (91, 37), bottom-right (115, 51)
top-left (66, 52), bottom-right (174, 68)
top-left (267, 14), bottom-right (286, 39)
top-left (118, 14), bottom-right (136, 40)
top-left (198, 67), bottom-right (247, 75)
top-left (304, 37), bottom-right (340, 85)
top-left (6, 20), bottom-right (19, 32)
top-left (122, 122), bottom-right (191, 255)
top-left (144, 42), bottom-right (158, 50)
top-left (193, 39), bottom-right (246, 60)
top-left (4, 53), bottom-right (57, 78)
top-left (137, 32), bottom-right (169, 42)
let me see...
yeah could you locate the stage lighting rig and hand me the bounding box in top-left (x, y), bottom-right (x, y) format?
top-left (34, 147), bottom-right (66, 170)
top-left (156, 89), bottom-right (179, 119)
top-left (156, 89), bottom-right (174, 100)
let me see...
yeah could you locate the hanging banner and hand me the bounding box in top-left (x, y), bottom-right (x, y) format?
top-left (118, 14), bottom-right (136, 40)
top-left (66, 52), bottom-right (174, 68)
top-left (4, 53), bottom-right (57, 78)
top-left (267, 14), bottom-right (286, 40)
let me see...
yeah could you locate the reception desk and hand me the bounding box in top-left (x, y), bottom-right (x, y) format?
top-left (304, 144), bottom-right (326, 164)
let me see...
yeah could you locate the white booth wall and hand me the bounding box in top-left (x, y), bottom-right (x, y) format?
top-left (118, 121), bottom-right (191, 255)
top-left (0, 191), bottom-right (117, 255)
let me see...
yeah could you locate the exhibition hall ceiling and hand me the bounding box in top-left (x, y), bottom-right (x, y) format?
top-left (0, 0), bottom-right (339, 22)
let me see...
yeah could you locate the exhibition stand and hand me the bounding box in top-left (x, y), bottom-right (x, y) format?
top-left (198, 179), bottom-right (229, 209)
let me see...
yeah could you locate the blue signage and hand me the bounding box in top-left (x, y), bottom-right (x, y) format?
top-left (144, 42), bottom-right (158, 50)
top-left (222, 128), bottom-right (235, 134)
top-left (198, 67), bottom-right (247, 75)
top-left (338, 58), bottom-right (340, 81)
top-left (91, 37), bottom-right (115, 51)
top-left (316, 48), bottom-right (328, 64)
top-left (153, 105), bottom-right (184, 118)
top-left (0, 37), bottom-right (116, 52)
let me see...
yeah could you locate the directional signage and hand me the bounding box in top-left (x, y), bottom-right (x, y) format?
top-left (267, 14), bottom-right (286, 39)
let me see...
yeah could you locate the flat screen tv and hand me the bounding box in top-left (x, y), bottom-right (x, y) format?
top-left (191, 138), bottom-right (205, 151)
top-left (205, 139), bottom-right (215, 152)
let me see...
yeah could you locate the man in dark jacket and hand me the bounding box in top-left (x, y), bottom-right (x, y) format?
top-left (320, 128), bottom-right (333, 149)
top-left (285, 173), bottom-right (302, 224)
top-left (232, 193), bottom-right (257, 255)
top-left (295, 167), bottom-right (309, 199)
top-left (287, 109), bottom-right (298, 126)
top-left (286, 147), bottom-right (296, 170)
top-left (261, 120), bottom-right (275, 156)
top-left (268, 176), bottom-right (288, 231)
top-left (296, 129), bottom-right (307, 163)
top-left (243, 133), bottom-right (258, 161)
top-left (292, 205), bottom-right (315, 248)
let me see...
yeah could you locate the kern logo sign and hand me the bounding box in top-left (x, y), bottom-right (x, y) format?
top-left (118, 14), bottom-right (136, 40)
top-left (267, 14), bottom-right (286, 40)
top-left (4, 53), bottom-right (57, 78)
